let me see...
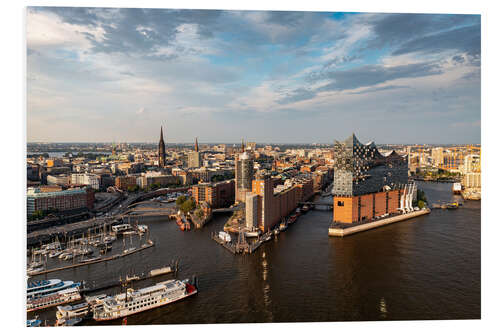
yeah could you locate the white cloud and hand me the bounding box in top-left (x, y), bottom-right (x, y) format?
top-left (27, 9), bottom-right (105, 51)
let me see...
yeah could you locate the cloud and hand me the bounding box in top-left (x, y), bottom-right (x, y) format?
top-left (347, 85), bottom-right (410, 95)
top-left (26, 9), bottom-right (481, 143)
top-left (277, 88), bottom-right (317, 104)
top-left (393, 24), bottom-right (481, 58)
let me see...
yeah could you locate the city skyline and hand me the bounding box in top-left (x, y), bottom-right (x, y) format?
top-left (27, 8), bottom-right (480, 144)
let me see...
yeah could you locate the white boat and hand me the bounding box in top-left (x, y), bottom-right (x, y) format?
top-left (56, 302), bottom-right (90, 325)
top-left (149, 266), bottom-right (172, 277)
top-left (123, 247), bottom-right (136, 254)
top-left (218, 231), bottom-right (231, 242)
top-left (28, 279), bottom-right (81, 300)
top-left (27, 267), bottom-right (44, 276)
top-left (58, 251), bottom-right (71, 259)
top-left (93, 279), bottom-right (197, 321)
top-left (112, 224), bottom-right (131, 233)
top-left (49, 250), bottom-right (63, 258)
top-left (27, 287), bottom-right (81, 312)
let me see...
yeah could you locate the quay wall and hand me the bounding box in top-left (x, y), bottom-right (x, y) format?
top-left (328, 209), bottom-right (430, 237)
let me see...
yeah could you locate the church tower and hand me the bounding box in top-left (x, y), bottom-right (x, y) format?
top-left (158, 126), bottom-right (166, 168)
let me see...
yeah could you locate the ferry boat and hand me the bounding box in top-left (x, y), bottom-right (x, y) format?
top-left (56, 302), bottom-right (90, 326)
top-left (27, 279), bottom-right (81, 300)
top-left (93, 279), bottom-right (197, 321)
top-left (27, 287), bottom-right (81, 312)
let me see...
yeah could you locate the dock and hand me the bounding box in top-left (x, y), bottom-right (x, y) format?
top-left (81, 260), bottom-right (179, 293)
top-left (28, 240), bottom-right (155, 276)
top-left (328, 209), bottom-right (431, 237)
top-left (211, 232), bottom-right (266, 255)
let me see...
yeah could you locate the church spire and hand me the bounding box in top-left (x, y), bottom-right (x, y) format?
top-left (159, 126), bottom-right (165, 143)
top-left (158, 126), bottom-right (166, 168)
top-left (195, 137), bottom-right (199, 152)
top-left (241, 138), bottom-right (245, 152)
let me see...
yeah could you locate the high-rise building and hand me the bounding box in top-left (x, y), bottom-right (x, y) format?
top-left (188, 137), bottom-right (202, 169)
top-left (158, 126), bottom-right (166, 168)
top-left (463, 154), bottom-right (481, 173)
top-left (431, 147), bottom-right (444, 168)
top-left (245, 193), bottom-right (259, 229)
top-left (332, 133), bottom-right (409, 224)
top-left (248, 172), bottom-right (313, 231)
top-left (235, 151), bottom-right (254, 202)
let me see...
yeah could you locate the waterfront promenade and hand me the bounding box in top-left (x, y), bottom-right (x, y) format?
top-left (328, 209), bottom-right (431, 237)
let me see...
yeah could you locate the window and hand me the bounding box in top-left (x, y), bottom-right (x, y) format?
top-left (337, 201), bottom-right (344, 206)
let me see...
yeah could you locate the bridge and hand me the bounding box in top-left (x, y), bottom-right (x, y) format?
top-left (213, 207), bottom-right (240, 213)
top-left (299, 202), bottom-right (333, 208)
top-left (212, 204), bottom-right (244, 214)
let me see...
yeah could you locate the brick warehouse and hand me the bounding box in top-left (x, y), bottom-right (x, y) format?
top-left (332, 134), bottom-right (409, 224)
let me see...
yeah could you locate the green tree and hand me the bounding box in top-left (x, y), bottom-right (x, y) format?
top-left (195, 208), bottom-right (204, 219)
top-left (180, 198), bottom-right (196, 214)
top-left (176, 195), bottom-right (187, 207)
top-left (417, 200), bottom-right (425, 209)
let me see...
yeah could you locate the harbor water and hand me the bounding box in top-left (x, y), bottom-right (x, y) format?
top-left (28, 181), bottom-right (480, 324)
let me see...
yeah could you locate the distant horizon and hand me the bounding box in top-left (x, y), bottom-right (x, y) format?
top-left (27, 140), bottom-right (480, 146)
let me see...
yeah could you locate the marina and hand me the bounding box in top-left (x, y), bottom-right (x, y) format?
top-left (28, 239), bottom-right (155, 276)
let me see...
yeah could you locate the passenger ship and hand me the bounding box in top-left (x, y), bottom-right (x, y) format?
top-left (27, 279), bottom-right (81, 300)
top-left (93, 279), bottom-right (197, 321)
top-left (27, 287), bottom-right (81, 312)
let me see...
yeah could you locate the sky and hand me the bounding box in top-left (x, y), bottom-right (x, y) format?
top-left (26, 7), bottom-right (481, 144)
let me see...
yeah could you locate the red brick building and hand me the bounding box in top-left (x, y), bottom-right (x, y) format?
top-left (192, 179), bottom-right (235, 208)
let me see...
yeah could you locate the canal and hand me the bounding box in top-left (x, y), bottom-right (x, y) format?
top-left (28, 181), bottom-right (480, 324)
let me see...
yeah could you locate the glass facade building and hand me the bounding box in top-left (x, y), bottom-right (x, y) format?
top-left (332, 134), bottom-right (408, 197)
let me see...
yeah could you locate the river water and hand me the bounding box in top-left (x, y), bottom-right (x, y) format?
top-left (28, 181), bottom-right (480, 324)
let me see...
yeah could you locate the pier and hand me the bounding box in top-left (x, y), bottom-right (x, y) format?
top-left (81, 260), bottom-right (179, 294)
top-left (328, 209), bottom-right (431, 237)
top-left (211, 232), bottom-right (264, 254)
top-left (29, 240), bottom-right (155, 277)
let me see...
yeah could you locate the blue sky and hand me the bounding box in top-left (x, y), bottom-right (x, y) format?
top-left (27, 8), bottom-right (480, 144)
